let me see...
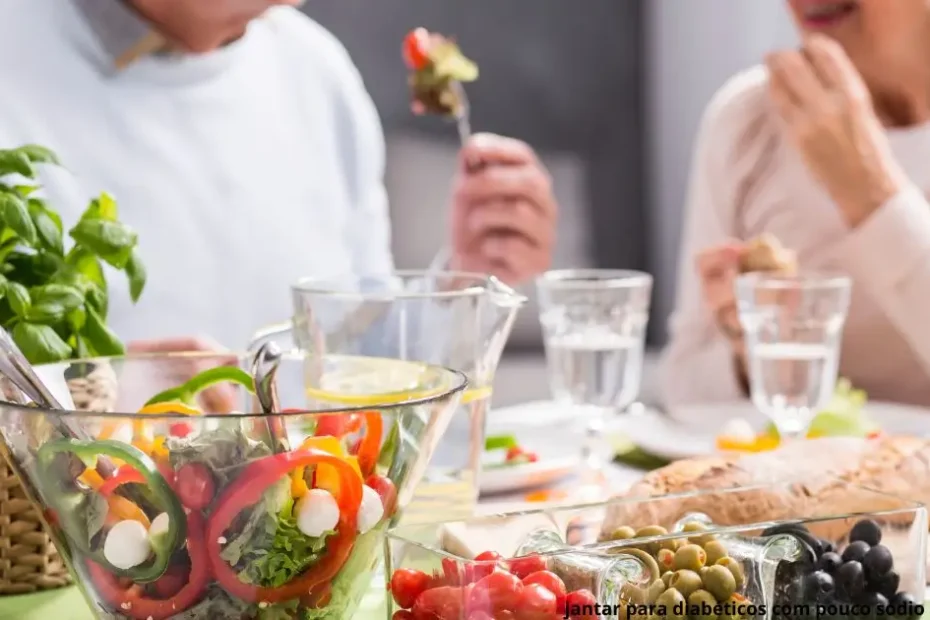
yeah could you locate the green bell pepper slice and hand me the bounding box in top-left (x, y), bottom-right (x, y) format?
top-left (36, 439), bottom-right (186, 583)
top-left (144, 366), bottom-right (254, 406)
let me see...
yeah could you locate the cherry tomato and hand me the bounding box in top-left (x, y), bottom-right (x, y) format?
top-left (466, 550), bottom-right (502, 583)
top-left (390, 569), bottom-right (431, 609)
top-left (524, 451), bottom-right (540, 463)
top-left (392, 611), bottom-right (415, 620)
top-left (366, 474), bottom-right (398, 516)
top-left (515, 583), bottom-right (558, 620)
top-left (564, 589), bottom-right (598, 620)
top-left (151, 566), bottom-right (187, 599)
top-left (441, 557), bottom-right (463, 586)
top-left (471, 570), bottom-right (523, 612)
top-left (169, 422), bottom-right (193, 438)
top-left (156, 462), bottom-right (176, 488)
top-left (508, 554), bottom-right (548, 580)
top-left (412, 586), bottom-right (464, 619)
top-left (522, 571), bottom-right (566, 606)
top-left (402, 28), bottom-right (431, 70)
top-left (174, 462), bottom-right (215, 511)
top-left (506, 446), bottom-right (523, 461)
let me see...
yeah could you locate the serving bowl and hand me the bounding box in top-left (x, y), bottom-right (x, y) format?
top-left (0, 352), bottom-right (466, 620)
top-left (385, 480), bottom-right (926, 619)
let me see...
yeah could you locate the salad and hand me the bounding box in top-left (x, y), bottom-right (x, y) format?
top-left (29, 366), bottom-right (400, 620)
top-left (483, 434), bottom-right (539, 469)
top-left (717, 380), bottom-right (878, 452)
top-left (402, 27), bottom-right (478, 118)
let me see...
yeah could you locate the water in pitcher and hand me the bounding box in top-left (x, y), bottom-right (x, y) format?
top-left (545, 330), bottom-right (644, 409)
top-left (748, 342), bottom-right (837, 430)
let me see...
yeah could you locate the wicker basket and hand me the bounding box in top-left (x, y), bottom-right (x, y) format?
top-left (0, 364), bottom-right (118, 594)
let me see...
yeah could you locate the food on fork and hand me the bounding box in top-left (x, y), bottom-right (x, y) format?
top-left (738, 234), bottom-right (798, 274)
top-left (402, 27), bottom-right (479, 117)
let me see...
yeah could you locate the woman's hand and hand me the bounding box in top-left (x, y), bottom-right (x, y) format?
top-left (766, 35), bottom-right (910, 228)
top-left (697, 243), bottom-right (750, 392)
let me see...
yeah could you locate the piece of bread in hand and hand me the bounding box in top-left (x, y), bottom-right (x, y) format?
top-left (739, 234), bottom-right (798, 274)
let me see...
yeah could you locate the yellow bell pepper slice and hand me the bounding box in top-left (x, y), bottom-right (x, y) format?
top-left (79, 468), bottom-right (106, 491)
top-left (132, 402), bottom-right (201, 451)
top-left (291, 436), bottom-right (362, 499)
top-left (105, 495), bottom-right (151, 528)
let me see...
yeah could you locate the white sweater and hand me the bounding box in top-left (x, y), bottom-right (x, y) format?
top-left (0, 0), bottom-right (394, 348)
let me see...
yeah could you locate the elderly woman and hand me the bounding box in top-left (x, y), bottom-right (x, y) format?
top-left (661, 0), bottom-right (930, 408)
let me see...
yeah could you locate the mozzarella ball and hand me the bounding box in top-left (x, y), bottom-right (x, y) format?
top-left (296, 489), bottom-right (340, 538)
top-left (357, 485), bottom-right (384, 534)
top-left (104, 520), bottom-right (151, 570)
top-left (148, 513), bottom-right (170, 539)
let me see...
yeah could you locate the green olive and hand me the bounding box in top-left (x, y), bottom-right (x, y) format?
top-left (636, 524), bottom-right (671, 554)
top-left (646, 579), bottom-right (667, 605)
top-left (655, 587), bottom-right (686, 620)
top-left (703, 540), bottom-right (728, 566)
top-left (715, 557), bottom-right (746, 590)
top-left (661, 570), bottom-right (674, 587)
top-left (656, 548), bottom-right (676, 572)
top-left (687, 589), bottom-right (718, 619)
top-left (682, 520), bottom-right (716, 546)
top-left (702, 565), bottom-right (737, 602)
top-left (673, 544), bottom-right (707, 571)
top-left (719, 594), bottom-right (751, 620)
top-left (699, 566), bottom-right (711, 581)
top-left (668, 569), bottom-right (703, 598)
top-left (609, 525), bottom-right (637, 541)
top-left (619, 582), bottom-right (646, 605)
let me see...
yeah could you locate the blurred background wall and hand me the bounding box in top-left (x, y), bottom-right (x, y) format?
top-left (304, 0), bottom-right (796, 405)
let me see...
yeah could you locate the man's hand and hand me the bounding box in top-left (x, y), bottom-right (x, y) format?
top-left (449, 134), bottom-right (557, 285)
top-left (766, 35), bottom-right (910, 228)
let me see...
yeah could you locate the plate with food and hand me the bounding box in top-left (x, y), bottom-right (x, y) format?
top-left (479, 432), bottom-right (581, 496)
top-left (626, 380), bottom-right (930, 461)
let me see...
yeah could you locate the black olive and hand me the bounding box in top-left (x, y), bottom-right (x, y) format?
top-left (872, 570), bottom-right (899, 598)
top-left (836, 561), bottom-right (866, 598)
top-left (762, 522), bottom-right (810, 537)
top-left (842, 540), bottom-right (870, 563)
top-left (889, 592), bottom-right (921, 620)
top-left (850, 519), bottom-right (882, 547)
top-left (802, 570), bottom-right (835, 600)
top-left (817, 551), bottom-right (843, 574)
top-left (862, 544), bottom-right (893, 581)
top-left (821, 539), bottom-right (835, 554)
top-left (856, 591), bottom-right (889, 617)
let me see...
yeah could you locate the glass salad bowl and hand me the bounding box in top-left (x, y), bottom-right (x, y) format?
top-left (385, 480), bottom-right (926, 619)
top-left (0, 352), bottom-right (466, 620)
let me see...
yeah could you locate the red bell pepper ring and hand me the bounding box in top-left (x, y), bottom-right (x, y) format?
top-left (206, 448), bottom-right (363, 605)
top-left (98, 468), bottom-right (146, 497)
top-left (314, 411), bottom-right (383, 478)
top-left (87, 511), bottom-right (210, 620)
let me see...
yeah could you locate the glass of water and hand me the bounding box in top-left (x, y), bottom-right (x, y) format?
top-left (536, 270), bottom-right (652, 496)
top-left (735, 272), bottom-right (852, 443)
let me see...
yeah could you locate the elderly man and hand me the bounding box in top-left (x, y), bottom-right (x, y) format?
top-left (0, 0), bottom-right (557, 350)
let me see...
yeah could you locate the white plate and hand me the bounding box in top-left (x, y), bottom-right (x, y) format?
top-left (627, 401), bottom-right (930, 461)
top-left (479, 410), bottom-right (583, 495)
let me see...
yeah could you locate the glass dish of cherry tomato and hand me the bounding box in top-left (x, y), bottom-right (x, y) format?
top-left (385, 480), bottom-right (927, 620)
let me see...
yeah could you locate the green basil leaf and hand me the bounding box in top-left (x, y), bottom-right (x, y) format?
top-left (0, 191), bottom-right (38, 245)
top-left (125, 248), bottom-right (146, 303)
top-left (65, 248), bottom-right (107, 289)
top-left (0, 150), bottom-right (35, 178)
top-left (15, 144), bottom-right (60, 166)
top-left (28, 199), bottom-right (64, 255)
top-left (73, 333), bottom-right (92, 359)
top-left (81, 192), bottom-right (118, 222)
top-left (11, 322), bottom-right (72, 364)
top-left (83, 305), bottom-right (123, 356)
top-left (5, 282), bottom-right (30, 317)
top-left (87, 284), bottom-right (108, 320)
top-left (29, 283), bottom-right (85, 323)
top-left (69, 218), bottom-right (136, 269)
top-left (66, 306), bottom-right (86, 332)
top-left (14, 186), bottom-right (39, 197)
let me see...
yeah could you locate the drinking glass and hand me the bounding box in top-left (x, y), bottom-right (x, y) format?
top-left (735, 272), bottom-right (852, 443)
top-left (536, 270), bottom-right (652, 497)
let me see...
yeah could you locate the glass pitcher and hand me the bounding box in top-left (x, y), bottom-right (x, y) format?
top-left (249, 270), bottom-right (526, 521)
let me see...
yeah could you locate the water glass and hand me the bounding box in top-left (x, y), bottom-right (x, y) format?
top-left (536, 270), bottom-right (652, 495)
top-left (735, 272), bottom-right (852, 442)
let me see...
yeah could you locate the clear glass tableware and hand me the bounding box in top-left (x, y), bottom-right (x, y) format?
top-left (385, 479), bottom-right (926, 620)
top-left (736, 273), bottom-right (852, 444)
top-left (535, 269), bottom-right (652, 499)
top-left (0, 352), bottom-right (465, 619)
top-left (248, 271), bottom-right (526, 523)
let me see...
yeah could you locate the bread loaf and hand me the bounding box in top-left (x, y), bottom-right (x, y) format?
top-left (739, 234), bottom-right (797, 274)
top-left (601, 437), bottom-right (929, 565)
